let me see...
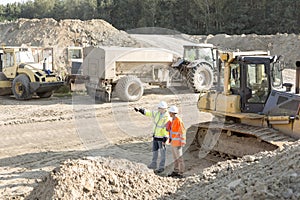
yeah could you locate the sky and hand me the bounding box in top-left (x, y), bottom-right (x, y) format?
top-left (0, 0), bottom-right (29, 5)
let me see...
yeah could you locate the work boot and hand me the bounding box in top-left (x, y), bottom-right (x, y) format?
top-left (167, 171), bottom-right (179, 177)
top-left (147, 164), bottom-right (156, 170)
top-left (154, 168), bottom-right (164, 174)
top-left (174, 174), bottom-right (184, 179)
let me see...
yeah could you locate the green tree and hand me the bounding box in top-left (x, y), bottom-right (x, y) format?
top-left (33, 0), bottom-right (55, 18)
top-left (96, 0), bottom-right (114, 22)
top-left (79, 0), bottom-right (97, 20)
top-left (4, 3), bottom-right (21, 20)
top-left (136, 0), bottom-right (158, 27)
top-left (0, 5), bottom-right (5, 21)
top-left (63, 0), bottom-right (81, 19)
top-left (20, 1), bottom-right (35, 19)
top-left (155, 0), bottom-right (175, 30)
top-left (172, 0), bottom-right (193, 34)
top-left (1, 0), bottom-right (300, 35)
top-left (51, 0), bottom-right (67, 20)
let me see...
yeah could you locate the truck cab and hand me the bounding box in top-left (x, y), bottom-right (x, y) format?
top-left (67, 46), bottom-right (83, 75)
top-left (183, 43), bottom-right (216, 64)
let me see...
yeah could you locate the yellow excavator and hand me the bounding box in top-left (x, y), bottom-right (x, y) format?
top-left (0, 47), bottom-right (64, 99)
top-left (188, 50), bottom-right (300, 158)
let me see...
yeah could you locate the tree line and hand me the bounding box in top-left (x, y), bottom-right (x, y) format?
top-left (1, 0), bottom-right (300, 35)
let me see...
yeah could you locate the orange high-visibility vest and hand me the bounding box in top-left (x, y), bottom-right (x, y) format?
top-left (169, 117), bottom-right (186, 147)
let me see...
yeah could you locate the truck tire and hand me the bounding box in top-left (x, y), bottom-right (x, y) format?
top-left (12, 74), bottom-right (33, 100)
top-left (37, 91), bottom-right (53, 98)
top-left (115, 76), bottom-right (144, 102)
top-left (187, 62), bottom-right (213, 92)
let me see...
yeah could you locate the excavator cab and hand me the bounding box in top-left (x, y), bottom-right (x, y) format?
top-left (190, 51), bottom-right (299, 159)
top-left (228, 56), bottom-right (284, 113)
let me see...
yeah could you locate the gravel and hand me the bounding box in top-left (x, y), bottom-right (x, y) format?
top-left (24, 141), bottom-right (299, 200)
top-left (0, 18), bottom-right (299, 200)
top-left (164, 141), bottom-right (300, 200)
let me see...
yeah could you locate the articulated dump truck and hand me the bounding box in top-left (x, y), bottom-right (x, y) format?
top-left (188, 50), bottom-right (300, 159)
top-left (82, 44), bottom-right (219, 102)
top-left (83, 46), bottom-right (176, 102)
top-left (0, 47), bottom-right (64, 100)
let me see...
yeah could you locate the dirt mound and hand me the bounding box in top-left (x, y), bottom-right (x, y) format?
top-left (0, 18), bottom-right (139, 48)
top-left (190, 33), bottom-right (300, 68)
top-left (0, 18), bottom-right (299, 199)
top-left (26, 142), bottom-right (299, 199)
top-left (1, 18), bottom-right (300, 71)
top-left (0, 18), bottom-right (143, 74)
top-left (165, 141), bottom-right (300, 200)
top-left (26, 157), bottom-right (183, 200)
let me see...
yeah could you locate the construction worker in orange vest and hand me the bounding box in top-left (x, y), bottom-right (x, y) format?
top-left (166, 105), bottom-right (186, 178)
top-left (134, 101), bottom-right (170, 174)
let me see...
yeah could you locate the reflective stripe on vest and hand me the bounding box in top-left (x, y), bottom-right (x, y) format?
top-left (170, 130), bottom-right (182, 141)
top-left (169, 117), bottom-right (186, 146)
top-left (169, 130), bottom-right (180, 139)
top-left (145, 110), bottom-right (169, 137)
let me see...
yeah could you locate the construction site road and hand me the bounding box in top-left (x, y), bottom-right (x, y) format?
top-left (0, 86), bottom-right (215, 197)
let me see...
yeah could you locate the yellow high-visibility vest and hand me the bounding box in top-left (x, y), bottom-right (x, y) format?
top-left (145, 110), bottom-right (170, 138)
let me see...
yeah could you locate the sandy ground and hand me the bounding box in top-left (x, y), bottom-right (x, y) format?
top-left (0, 20), bottom-right (298, 197)
top-left (0, 85), bottom-right (215, 198)
top-left (0, 68), bottom-right (297, 198)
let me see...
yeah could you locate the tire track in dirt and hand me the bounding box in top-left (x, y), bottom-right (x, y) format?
top-left (0, 88), bottom-right (212, 198)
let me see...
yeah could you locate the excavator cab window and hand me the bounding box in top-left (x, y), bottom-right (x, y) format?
top-left (247, 63), bottom-right (269, 103)
top-left (271, 62), bottom-right (283, 88)
top-left (240, 61), bottom-right (270, 113)
top-left (229, 64), bottom-right (241, 95)
top-left (0, 51), bottom-right (3, 71)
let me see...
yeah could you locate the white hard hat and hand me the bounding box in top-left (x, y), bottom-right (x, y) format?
top-left (168, 105), bottom-right (179, 113)
top-left (158, 101), bottom-right (168, 109)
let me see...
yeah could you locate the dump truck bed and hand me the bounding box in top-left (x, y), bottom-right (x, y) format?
top-left (83, 46), bottom-right (175, 80)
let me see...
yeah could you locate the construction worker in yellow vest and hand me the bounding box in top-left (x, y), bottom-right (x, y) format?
top-left (134, 101), bottom-right (170, 173)
top-left (166, 105), bottom-right (186, 178)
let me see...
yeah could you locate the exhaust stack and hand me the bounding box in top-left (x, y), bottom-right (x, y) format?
top-left (296, 61), bottom-right (300, 94)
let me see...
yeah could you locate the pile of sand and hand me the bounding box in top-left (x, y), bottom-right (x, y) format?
top-left (0, 18), bottom-right (299, 199)
top-left (26, 157), bottom-right (183, 200)
top-left (2, 18), bottom-right (300, 71)
top-left (25, 141), bottom-right (299, 199)
top-left (166, 141), bottom-right (300, 200)
top-left (0, 18), bottom-right (143, 74)
top-left (189, 33), bottom-right (300, 68)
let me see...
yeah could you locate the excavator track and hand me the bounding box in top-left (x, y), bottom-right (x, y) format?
top-left (187, 121), bottom-right (297, 158)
